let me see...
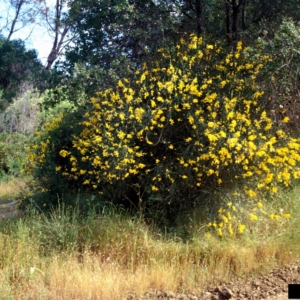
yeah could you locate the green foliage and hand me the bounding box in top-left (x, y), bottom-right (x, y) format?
top-left (0, 36), bottom-right (42, 107)
top-left (39, 86), bottom-right (82, 112)
top-left (0, 132), bottom-right (30, 177)
top-left (206, 189), bottom-right (292, 238)
top-left (52, 0), bottom-right (182, 95)
top-left (41, 64), bottom-right (106, 110)
top-left (256, 19), bottom-right (300, 130)
top-left (22, 104), bottom-right (88, 208)
top-left (45, 1), bottom-right (300, 114)
top-left (0, 89), bottom-right (42, 178)
top-left (0, 89), bottom-right (41, 135)
top-left (24, 35), bottom-right (300, 224)
top-left (67, 0), bottom-right (179, 68)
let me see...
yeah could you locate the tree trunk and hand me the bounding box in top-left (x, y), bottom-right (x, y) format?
top-left (225, 0), bottom-right (231, 44)
top-left (45, 25), bottom-right (69, 71)
top-left (44, 0), bottom-right (69, 71)
top-left (195, 0), bottom-right (202, 36)
top-left (225, 0), bottom-right (245, 44)
top-left (241, 0), bottom-right (247, 31)
top-left (231, 0), bottom-right (240, 41)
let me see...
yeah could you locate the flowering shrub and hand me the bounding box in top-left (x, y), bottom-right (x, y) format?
top-left (23, 109), bottom-right (87, 207)
top-left (24, 35), bottom-right (300, 220)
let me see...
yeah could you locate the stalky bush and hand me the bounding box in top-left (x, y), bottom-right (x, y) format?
top-left (24, 36), bottom-right (300, 219)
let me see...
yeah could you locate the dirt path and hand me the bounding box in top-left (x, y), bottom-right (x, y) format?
top-left (127, 262), bottom-right (300, 299)
top-left (199, 262), bottom-right (299, 300)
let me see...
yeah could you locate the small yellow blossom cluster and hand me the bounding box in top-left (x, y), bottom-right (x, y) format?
top-left (207, 199), bottom-right (291, 238)
top-left (24, 113), bottom-right (64, 174)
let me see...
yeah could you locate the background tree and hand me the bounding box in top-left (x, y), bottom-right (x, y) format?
top-left (65, 0), bottom-right (179, 71)
top-left (62, 0), bottom-right (300, 77)
top-left (43, 0), bottom-right (76, 71)
top-left (39, 0), bottom-right (300, 113)
top-left (41, 0), bottom-right (183, 107)
top-left (0, 36), bottom-right (42, 107)
top-left (0, 0), bottom-right (44, 40)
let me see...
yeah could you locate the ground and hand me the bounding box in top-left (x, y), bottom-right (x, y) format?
top-left (1, 201), bottom-right (299, 300)
top-left (127, 262), bottom-right (300, 299)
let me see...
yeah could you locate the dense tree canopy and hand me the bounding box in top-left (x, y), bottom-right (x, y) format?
top-left (0, 36), bottom-right (42, 106)
top-left (46, 0), bottom-right (300, 91)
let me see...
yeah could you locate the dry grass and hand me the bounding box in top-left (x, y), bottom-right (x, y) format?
top-left (0, 218), bottom-right (298, 299)
top-left (0, 177), bottom-right (29, 204)
top-left (0, 236), bottom-right (298, 300)
top-left (0, 182), bottom-right (299, 299)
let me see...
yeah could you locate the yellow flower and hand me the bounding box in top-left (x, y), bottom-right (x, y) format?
top-left (247, 190), bottom-right (257, 198)
top-left (249, 213), bottom-right (258, 221)
top-left (238, 224), bottom-right (246, 233)
top-left (207, 169), bottom-right (214, 176)
top-left (269, 214), bottom-right (279, 220)
top-left (236, 41), bottom-right (243, 51)
top-left (119, 112), bottom-right (125, 120)
top-left (117, 80), bottom-right (123, 87)
top-left (59, 150), bottom-right (69, 158)
top-left (281, 117), bottom-right (289, 123)
top-left (271, 187), bottom-right (278, 193)
top-left (140, 73), bottom-right (146, 82)
top-left (117, 131), bottom-right (126, 140)
top-left (221, 215), bottom-right (229, 223)
top-left (220, 80), bottom-right (227, 88)
top-left (217, 228), bottom-right (222, 236)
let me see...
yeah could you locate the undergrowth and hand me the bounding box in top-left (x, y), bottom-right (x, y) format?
top-left (0, 180), bottom-right (299, 299)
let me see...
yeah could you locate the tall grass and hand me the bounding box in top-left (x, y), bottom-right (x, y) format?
top-left (0, 182), bottom-right (299, 299)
